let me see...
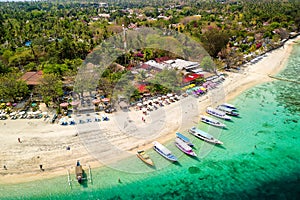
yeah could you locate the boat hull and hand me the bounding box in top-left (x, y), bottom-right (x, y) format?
top-left (207, 112), bottom-right (231, 120)
top-left (200, 116), bottom-right (226, 127)
top-left (176, 132), bottom-right (194, 147)
top-left (136, 151), bottom-right (154, 166)
top-left (153, 142), bottom-right (177, 162)
top-left (188, 128), bottom-right (223, 145)
top-left (175, 143), bottom-right (197, 157)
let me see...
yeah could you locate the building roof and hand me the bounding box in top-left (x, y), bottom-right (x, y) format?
top-left (20, 71), bottom-right (43, 86)
top-left (137, 84), bottom-right (148, 93)
top-left (183, 73), bottom-right (203, 83)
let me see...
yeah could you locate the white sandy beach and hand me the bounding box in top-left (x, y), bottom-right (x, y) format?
top-left (0, 37), bottom-right (298, 184)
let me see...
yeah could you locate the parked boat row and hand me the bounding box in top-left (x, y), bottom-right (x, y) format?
top-left (203, 103), bottom-right (239, 127)
top-left (137, 103), bottom-right (238, 165)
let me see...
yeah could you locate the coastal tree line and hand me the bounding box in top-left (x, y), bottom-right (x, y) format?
top-left (0, 0), bottom-right (299, 105)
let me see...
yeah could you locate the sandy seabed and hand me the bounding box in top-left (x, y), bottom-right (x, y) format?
top-left (0, 37), bottom-right (298, 184)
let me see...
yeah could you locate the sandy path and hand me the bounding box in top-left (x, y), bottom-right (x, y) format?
top-left (0, 37), bottom-right (298, 184)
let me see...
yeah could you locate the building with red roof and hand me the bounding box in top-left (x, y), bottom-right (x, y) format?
top-left (183, 73), bottom-right (203, 83)
top-left (20, 71), bottom-right (43, 86)
top-left (137, 84), bottom-right (148, 93)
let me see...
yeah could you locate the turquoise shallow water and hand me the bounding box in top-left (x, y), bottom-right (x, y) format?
top-left (1, 44), bottom-right (300, 199)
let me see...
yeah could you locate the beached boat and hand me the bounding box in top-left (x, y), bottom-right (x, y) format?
top-left (136, 150), bottom-right (154, 166)
top-left (176, 132), bottom-right (194, 147)
top-left (217, 105), bottom-right (239, 116)
top-left (220, 103), bottom-right (237, 110)
top-left (67, 160), bottom-right (92, 187)
top-left (175, 138), bottom-right (197, 157)
top-left (200, 115), bottom-right (226, 128)
top-left (153, 141), bottom-right (177, 162)
top-left (206, 107), bottom-right (231, 120)
top-left (75, 160), bottom-right (84, 184)
top-left (188, 127), bottom-right (223, 145)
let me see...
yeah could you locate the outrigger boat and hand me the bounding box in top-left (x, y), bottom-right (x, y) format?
top-left (176, 132), bottom-right (194, 147)
top-left (188, 127), bottom-right (223, 145)
top-left (136, 150), bottom-right (154, 166)
top-left (200, 115), bottom-right (226, 128)
top-left (206, 107), bottom-right (231, 120)
top-left (75, 160), bottom-right (84, 183)
top-left (153, 141), bottom-right (178, 162)
top-left (175, 138), bottom-right (197, 157)
top-left (220, 103), bottom-right (237, 111)
top-left (217, 105), bottom-right (239, 116)
top-left (67, 160), bottom-right (92, 188)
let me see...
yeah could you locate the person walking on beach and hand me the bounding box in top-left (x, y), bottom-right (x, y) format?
top-left (39, 164), bottom-right (44, 171)
top-left (18, 138), bottom-right (21, 143)
top-left (142, 117), bottom-right (145, 123)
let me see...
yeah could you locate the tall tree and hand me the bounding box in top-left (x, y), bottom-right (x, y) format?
top-left (38, 74), bottom-right (63, 107)
top-left (200, 27), bottom-right (230, 58)
top-left (0, 73), bottom-right (29, 102)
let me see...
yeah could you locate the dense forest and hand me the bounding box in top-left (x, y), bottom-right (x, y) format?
top-left (0, 0), bottom-right (299, 107)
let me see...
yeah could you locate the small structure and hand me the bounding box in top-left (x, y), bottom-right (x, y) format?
top-left (20, 71), bottom-right (43, 86)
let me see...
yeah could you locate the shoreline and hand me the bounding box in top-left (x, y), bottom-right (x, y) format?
top-left (0, 36), bottom-right (299, 185)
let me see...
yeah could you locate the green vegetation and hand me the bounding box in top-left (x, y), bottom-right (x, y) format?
top-left (0, 0), bottom-right (299, 106)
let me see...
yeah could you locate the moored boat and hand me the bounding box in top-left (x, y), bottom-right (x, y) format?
top-left (176, 132), bottom-right (194, 147)
top-left (217, 105), bottom-right (239, 116)
top-left (206, 107), bottom-right (231, 120)
top-left (220, 103), bottom-right (237, 110)
top-left (153, 141), bottom-right (178, 162)
top-left (136, 150), bottom-right (154, 166)
top-left (175, 138), bottom-right (197, 157)
top-left (200, 115), bottom-right (226, 128)
top-left (75, 160), bottom-right (84, 184)
top-left (188, 127), bottom-right (223, 145)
